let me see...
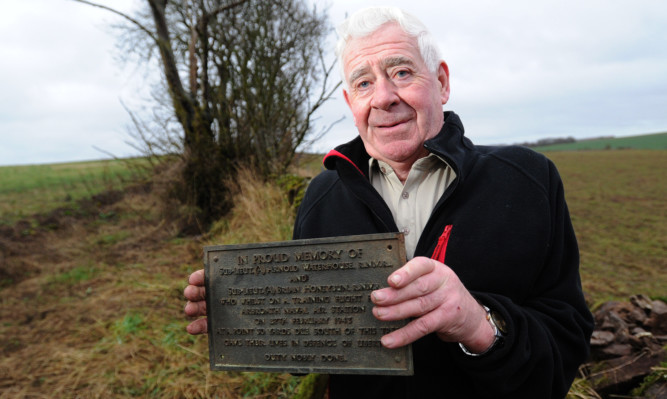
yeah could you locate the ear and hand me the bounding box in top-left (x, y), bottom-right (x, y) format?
top-left (437, 61), bottom-right (451, 105)
top-left (342, 89), bottom-right (358, 126)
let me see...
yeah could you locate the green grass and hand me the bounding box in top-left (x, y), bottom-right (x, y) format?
top-left (96, 231), bottom-right (132, 247)
top-left (0, 158), bottom-right (149, 225)
top-left (532, 132), bottom-right (667, 152)
top-left (111, 312), bottom-right (147, 344)
top-left (48, 265), bottom-right (98, 286)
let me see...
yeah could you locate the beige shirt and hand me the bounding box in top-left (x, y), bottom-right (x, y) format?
top-left (369, 154), bottom-right (457, 259)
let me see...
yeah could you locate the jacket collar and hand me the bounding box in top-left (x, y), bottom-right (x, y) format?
top-left (323, 111), bottom-right (472, 183)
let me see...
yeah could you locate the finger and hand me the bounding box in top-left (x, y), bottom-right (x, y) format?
top-left (372, 262), bottom-right (449, 307)
top-left (386, 257), bottom-right (437, 288)
top-left (380, 308), bottom-right (448, 348)
top-left (184, 300), bottom-right (207, 317)
top-left (372, 283), bottom-right (448, 321)
top-left (188, 269), bottom-right (205, 286)
top-left (184, 284), bottom-right (207, 302)
top-left (186, 318), bottom-right (209, 335)
top-left (372, 273), bottom-right (445, 306)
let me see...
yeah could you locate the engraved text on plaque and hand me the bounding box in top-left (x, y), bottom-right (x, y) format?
top-left (204, 233), bottom-right (413, 375)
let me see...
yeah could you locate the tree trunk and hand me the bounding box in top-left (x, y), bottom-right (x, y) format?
top-left (148, 0), bottom-right (230, 229)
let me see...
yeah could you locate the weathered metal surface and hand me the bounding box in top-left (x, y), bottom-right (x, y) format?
top-left (204, 233), bottom-right (413, 375)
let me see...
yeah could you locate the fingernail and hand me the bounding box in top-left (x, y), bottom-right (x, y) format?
top-left (374, 307), bottom-right (386, 318)
top-left (381, 336), bottom-right (394, 347)
top-left (390, 274), bottom-right (402, 286)
top-left (372, 291), bottom-right (385, 302)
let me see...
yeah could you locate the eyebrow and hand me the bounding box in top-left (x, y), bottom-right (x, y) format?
top-left (347, 56), bottom-right (417, 85)
top-left (348, 66), bottom-right (371, 85)
top-left (381, 56), bottom-right (416, 70)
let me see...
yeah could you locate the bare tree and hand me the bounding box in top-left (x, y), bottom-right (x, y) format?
top-left (74, 0), bottom-right (340, 229)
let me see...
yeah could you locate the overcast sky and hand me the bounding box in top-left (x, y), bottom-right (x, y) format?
top-left (1, 0), bottom-right (666, 166)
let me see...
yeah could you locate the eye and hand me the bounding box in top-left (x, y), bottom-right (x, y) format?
top-left (395, 70), bottom-right (410, 78)
top-left (357, 80), bottom-right (370, 89)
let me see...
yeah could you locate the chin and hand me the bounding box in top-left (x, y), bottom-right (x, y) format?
top-left (378, 145), bottom-right (422, 163)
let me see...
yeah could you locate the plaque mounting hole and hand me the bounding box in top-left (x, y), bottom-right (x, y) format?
top-left (213, 257), bottom-right (219, 263)
top-left (387, 245), bottom-right (393, 251)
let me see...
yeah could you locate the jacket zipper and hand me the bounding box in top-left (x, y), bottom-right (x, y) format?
top-left (431, 224), bottom-right (453, 263)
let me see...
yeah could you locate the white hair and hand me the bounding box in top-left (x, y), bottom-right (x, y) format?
top-left (335, 7), bottom-right (442, 85)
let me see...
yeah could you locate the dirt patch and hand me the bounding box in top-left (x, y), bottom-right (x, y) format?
top-left (0, 184), bottom-right (152, 288)
top-left (0, 182), bottom-right (208, 397)
top-left (0, 174), bottom-right (308, 398)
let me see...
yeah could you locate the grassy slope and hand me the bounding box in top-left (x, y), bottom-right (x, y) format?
top-left (0, 168), bottom-right (302, 398)
top-left (0, 149), bottom-right (665, 397)
top-left (0, 158), bottom-right (149, 226)
top-left (531, 131), bottom-right (667, 152)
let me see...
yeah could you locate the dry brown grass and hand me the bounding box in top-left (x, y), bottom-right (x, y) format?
top-left (0, 174), bottom-right (303, 398)
top-left (1, 150), bottom-right (664, 398)
top-left (207, 168), bottom-right (296, 246)
top-left (547, 150), bottom-right (667, 305)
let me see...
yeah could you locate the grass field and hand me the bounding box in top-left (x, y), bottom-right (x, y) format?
top-left (0, 148), bottom-right (665, 397)
top-left (0, 158), bottom-right (149, 226)
top-left (531, 131), bottom-right (667, 152)
top-left (546, 150), bottom-right (666, 305)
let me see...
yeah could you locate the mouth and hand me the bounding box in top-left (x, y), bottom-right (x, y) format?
top-left (379, 121), bottom-right (406, 128)
top-left (374, 117), bottom-right (411, 129)
top-left (369, 108), bottom-right (415, 131)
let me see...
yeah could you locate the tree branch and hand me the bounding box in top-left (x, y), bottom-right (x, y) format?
top-left (205, 0), bottom-right (251, 19)
top-left (71, 0), bottom-right (158, 43)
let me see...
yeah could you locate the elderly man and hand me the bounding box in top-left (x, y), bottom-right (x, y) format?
top-left (184, 6), bottom-right (593, 398)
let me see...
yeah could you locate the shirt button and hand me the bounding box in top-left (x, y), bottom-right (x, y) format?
top-left (380, 167), bottom-right (387, 174)
top-left (401, 191), bottom-right (409, 199)
top-left (402, 227), bottom-right (410, 236)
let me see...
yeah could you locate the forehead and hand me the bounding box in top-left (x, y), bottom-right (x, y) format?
top-left (342, 23), bottom-right (424, 79)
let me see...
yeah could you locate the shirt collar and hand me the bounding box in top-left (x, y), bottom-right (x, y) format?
top-left (368, 153), bottom-right (450, 177)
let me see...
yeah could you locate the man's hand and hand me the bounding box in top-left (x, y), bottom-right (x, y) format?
top-left (184, 269), bottom-right (208, 335)
top-left (371, 257), bottom-right (494, 353)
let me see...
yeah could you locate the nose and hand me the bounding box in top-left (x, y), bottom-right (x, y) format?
top-left (370, 77), bottom-right (399, 110)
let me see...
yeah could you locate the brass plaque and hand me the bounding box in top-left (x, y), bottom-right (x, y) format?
top-left (204, 233), bottom-right (413, 375)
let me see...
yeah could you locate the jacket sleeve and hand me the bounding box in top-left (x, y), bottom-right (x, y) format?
top-left (446, 159), bottom-right (594, 399)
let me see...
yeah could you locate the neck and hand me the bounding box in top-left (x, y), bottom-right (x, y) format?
top-left (384, 147), bottom-right (430, 184)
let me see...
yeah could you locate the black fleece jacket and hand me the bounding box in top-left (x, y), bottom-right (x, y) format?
top-left (293, 111), bottom-right (593, 398)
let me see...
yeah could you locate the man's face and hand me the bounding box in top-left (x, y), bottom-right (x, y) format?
top-left (342, 23), bottom-right (450, 167)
